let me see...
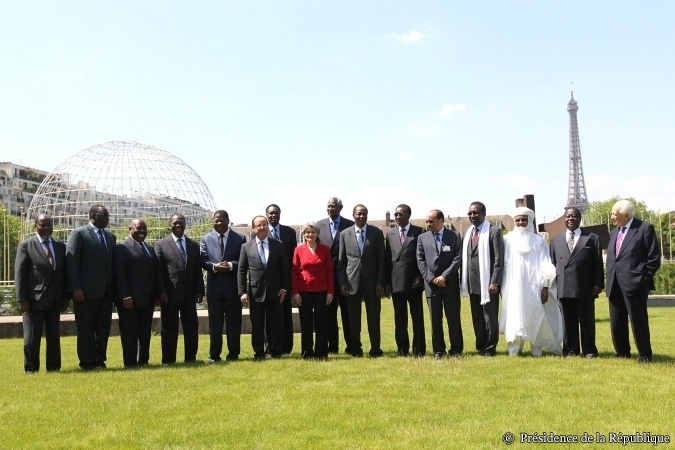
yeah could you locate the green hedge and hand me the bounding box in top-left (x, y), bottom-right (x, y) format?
top-left (654, 262), bottom-right (675, 295)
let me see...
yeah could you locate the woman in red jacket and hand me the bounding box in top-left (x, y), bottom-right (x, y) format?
top-left (292, 221), bottom-right (334, 360)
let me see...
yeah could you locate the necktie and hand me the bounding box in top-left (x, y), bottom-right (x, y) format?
top-left (400, 227), bottom-right (406, 244)
top-left (471, 227), bottom-right (479, 249)
top-left (615, 227), bottom-right (626, 254)
top-left (177, 238), bottom-right (187, 264)
top-left (140, 242), bottom-right (151, 259)
top-left (42, 239), bottom-right (55, 269)
top-left (435, 232), bottom-right (442, 253)
top-left (272, 227), bottom-right (279, 240)
top-left (331, 221), bottom-right (338, 238)
top-left (357, 229), bottom-right (365, 253)
top-left (97, 229), bottom-right (107, 253)
top-left (567, 231), bottom-right (575, 253)
top-left (219, 234), bottom-right (225, 259)
top-left (258, 241), bottom-right (267, 266)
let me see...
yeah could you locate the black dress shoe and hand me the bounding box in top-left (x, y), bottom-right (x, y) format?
top-left (584, 354), bottom-right (597, 359)
top-left (448, 352), bottom-right (461, 358)
top-left (614, 353), bottom-right (631, 359)
top-left (369, 349), bottom-right (384, 358)
top-left (413, 352), bottom-right (426, 358)
top-left (433, 352), bottom-right (446, 359)
top-left (565, 351), bottom-right (577, 358)
top-left (225, 355), bottom-right (239, 362)
top-left (254, 353), bottom-right (267, 361)
top-left (637, 355), bottom-right (652, 364)
top-left (352, 349), bottom-right (364, 357)
top-left (397, 350), bottom-right (409, 357)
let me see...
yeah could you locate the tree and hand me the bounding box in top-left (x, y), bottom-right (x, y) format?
top-left (0, 206), bottom-right (22, 282)
top-left (583, 196), bottom-right (652, 227)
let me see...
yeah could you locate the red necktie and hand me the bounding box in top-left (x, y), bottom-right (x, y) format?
top-left (471, 227), bottom-right (479, 248)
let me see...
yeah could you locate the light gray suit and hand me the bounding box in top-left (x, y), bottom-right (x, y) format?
top-left (338, 225), bottom-right (385, 356)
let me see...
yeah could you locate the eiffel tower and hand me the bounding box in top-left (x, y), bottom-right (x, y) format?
top-left (566, 90), bottom-right (589, 214)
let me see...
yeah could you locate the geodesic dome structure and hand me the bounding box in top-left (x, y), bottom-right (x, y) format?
top-left (27, 141), bottom-right (216, 233)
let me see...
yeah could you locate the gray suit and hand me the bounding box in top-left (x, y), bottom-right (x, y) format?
top-left (550, 229), bottom-right (604, 356)
top-left (417, 228), bottom-right (463, 356)
top-left (465, 224), bottom-right (503, 355)
top-left (155, 234), bottom-right (205, 363)
top-left (317, 215), bottom-right (354, 353)
top-left (338, 225), bottom-right (385, 356)
top-left (66, 224), bottom-right (116, 369)
top-left (15, 235), bottom-right (68, 372)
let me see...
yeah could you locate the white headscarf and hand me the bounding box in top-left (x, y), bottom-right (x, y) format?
top-left (511, 207), bottom-right (537, 254)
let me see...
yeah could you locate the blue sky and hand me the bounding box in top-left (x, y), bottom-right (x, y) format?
top-left (2, 1), bottom-right (673, 226)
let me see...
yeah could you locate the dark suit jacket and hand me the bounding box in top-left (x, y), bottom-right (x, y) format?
top-left (606, 218), bottom-right (660, 297)
top-left (417, 228), bottom-right (462, 298)
top-left (238, 238), bottom-right (290, 302)
top-left (270, 224), bottom-right (297, 267)
top-left (550, 228), bottom-right (604, 299)
top-left (155, 234), bottom-right (205, 304)
top-left (385, 225), bottom-right (424, 294)
top-left (15, 235), bottom-right (68, 311)
top-left (317, 215), bottom-right (354, 275)
top-left (66, 224), bottom-right (116, 300)
top-left (200, 229), bottom-right (246, 300)
top-left (466, 224), bottom-right (504, 292)
top-left (337, 225), bottom-right (385, 296)
top-left (114, 236), bottom-right (162, 308)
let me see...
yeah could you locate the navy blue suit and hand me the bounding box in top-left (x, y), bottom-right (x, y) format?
top-left (606, 218), bottom-right (660, 359)
top-left (200, 229), bottom-right (246, 361)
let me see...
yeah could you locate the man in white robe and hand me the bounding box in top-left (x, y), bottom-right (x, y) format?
top-left (499, 207), bottom-right (563, 356)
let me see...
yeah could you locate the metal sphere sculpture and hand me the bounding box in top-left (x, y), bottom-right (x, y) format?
top-left (28, 141), bottom-right (216, 234)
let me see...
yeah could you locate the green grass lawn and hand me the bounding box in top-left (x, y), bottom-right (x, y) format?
top-left (1, 297), bottom-right (674, 449)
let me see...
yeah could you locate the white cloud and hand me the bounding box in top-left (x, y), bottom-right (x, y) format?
top-left (441, 104), bottom-right (466, 117)
top-left (392, 30), bottom-right (426, 44)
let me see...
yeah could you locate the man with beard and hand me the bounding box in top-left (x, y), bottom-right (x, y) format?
top-left (500, 207), bottom-right (563, 357)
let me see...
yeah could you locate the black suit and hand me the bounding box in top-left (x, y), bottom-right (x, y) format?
top-left (338, 225), bottom-right (385, 356)
top-left (550, 228), bottom-right (604, 356)
top-left (268, 224), bottom-right (297, 354)
top-left (155, 234), bottom-right (205, 363)
top-left (385, 224), bottom-right (426, 356)
top-left (114, 237), bottom-right (161, 367)
top-left (238, 238), bottom-right (290, 358)
top-left (14, 235), bottom-right (68, 372)
top-left (417, 228), bottom-right (463, 356)
top-left (66, 224), bottom-right (116, 369)
top-left (464, 224), bottom-right (503, 356)
top-left (317, 215), bottom-right (354, 353)
top-left (606, 218), bottom-right (660, 359)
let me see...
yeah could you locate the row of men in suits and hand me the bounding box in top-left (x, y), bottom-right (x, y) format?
top-left (16, 197), bottom-right (659, 371)
top-left (15, 206), bottom-right (203, 371)
top-left (321, 198), bottom-right (659, 362)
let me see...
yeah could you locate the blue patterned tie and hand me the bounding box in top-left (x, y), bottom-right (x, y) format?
top-left (357, 229), bottom-right (365, 253)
